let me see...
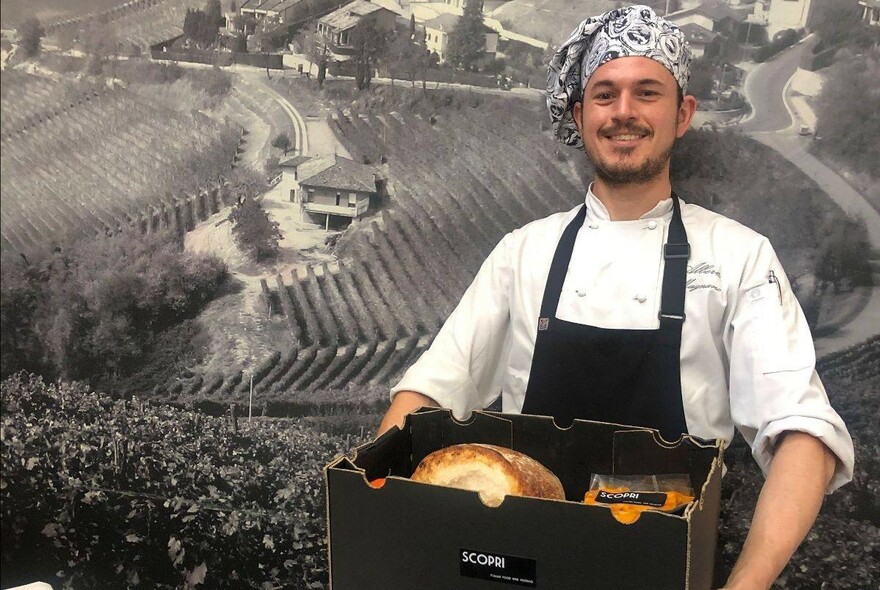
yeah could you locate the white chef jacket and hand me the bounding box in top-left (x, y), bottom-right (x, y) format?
top-left (391, 186), bottom-right (854, 493)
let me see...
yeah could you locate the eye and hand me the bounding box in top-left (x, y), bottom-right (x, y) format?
top-left (594, 92), bottom-right (614, 101)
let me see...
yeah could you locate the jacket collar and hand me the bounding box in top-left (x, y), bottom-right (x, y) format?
top-left (584, 183), bottom-right (678, 221)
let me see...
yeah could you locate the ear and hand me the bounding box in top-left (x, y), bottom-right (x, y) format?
top-left (676, 95), bottom-right (698, 138)
top-left (572, 101), bottom-right (584, 137)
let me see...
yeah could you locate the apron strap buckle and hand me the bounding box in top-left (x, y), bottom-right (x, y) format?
top-left (664, 243), bottom-right (691, 259)
top-left (659, 312), bottom-right (686, 322)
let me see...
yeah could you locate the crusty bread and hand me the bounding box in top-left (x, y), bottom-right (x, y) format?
top-left (410, 444), bottom-right (566, 507)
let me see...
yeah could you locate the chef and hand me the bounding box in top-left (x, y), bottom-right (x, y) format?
top-left (377, 5), bottom-right (854, 590)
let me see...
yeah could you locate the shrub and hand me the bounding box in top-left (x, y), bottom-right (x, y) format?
top-left (189, 67), bottom-right (233, 96)
top-left (483, 57), bottom-right (507, 75)
top-left (0, 373), bottom-right (366, 589)
top-left (271, 132), bottom-right (292, 154)
top-left (814, 48), bottom-right (880, 178)
top-left (16, 18), bottom-right (45, 58)
top-left (228, 197), bottom-right (282, 262)
top-left (754, 29), bottom-right (801, 62)
top-left (688, 57), bottom-right (717, 100)
top-left (0, 232), bottom-right (228, 384)
top-left (106, 61), bottom-right (186, 85)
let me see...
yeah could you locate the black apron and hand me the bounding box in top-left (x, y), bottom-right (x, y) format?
top-left (520, 195), bottom-right (690, 441)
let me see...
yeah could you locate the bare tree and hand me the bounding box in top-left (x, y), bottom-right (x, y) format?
top-left (297, 26), bottom-right (332, 87)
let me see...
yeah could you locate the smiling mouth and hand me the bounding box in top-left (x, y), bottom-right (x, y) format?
top-left (601, 125), bottom-right (651, 143)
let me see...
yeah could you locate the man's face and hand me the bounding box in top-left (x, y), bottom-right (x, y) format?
top-left (573, 57), bottom-right (696, 187)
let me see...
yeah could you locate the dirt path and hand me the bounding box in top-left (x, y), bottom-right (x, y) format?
top-left (184, 189), bottom-right (341, 374)
top-left (306, 116), bottom-right (352, 158)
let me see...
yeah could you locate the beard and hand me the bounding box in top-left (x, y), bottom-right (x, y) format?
top-left (584, 128), bottom-right (675, 187)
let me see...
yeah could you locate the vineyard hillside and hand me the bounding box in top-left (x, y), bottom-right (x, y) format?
top-left (1, 0), bottom-right (123, 28)
top-left (37, 0), bottom-right (209, 52)
top-left (0, 70), bottom-right (241, 257)
top-left (154, 94), bottom-right (590, 406)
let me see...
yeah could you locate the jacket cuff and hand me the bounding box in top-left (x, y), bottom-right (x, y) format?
top-left (753, 415), bottom-right (855, 493)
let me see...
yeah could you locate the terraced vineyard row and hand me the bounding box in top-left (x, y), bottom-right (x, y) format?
top-left (161, 336), bottom-right (432, 406)
top-left (46, 0), bottom-right (207, 50)
top-left (176, 100), bottom-right (585, 401)
top-left (0, 75), bottom-right (240, 256)
top-left (816, 335), bottom-right (880, 381)
top-left (0, 72), bottom-right (110, 140)
top-left (271, 255), bottom-right (443, 347)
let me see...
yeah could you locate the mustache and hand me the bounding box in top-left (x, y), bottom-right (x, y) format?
top-left (601, 125), bottom-right (652, 136)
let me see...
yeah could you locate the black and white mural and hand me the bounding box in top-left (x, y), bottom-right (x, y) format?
top-left (1, 0), bottom-right (877, 588)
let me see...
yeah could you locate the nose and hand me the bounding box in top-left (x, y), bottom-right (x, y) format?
top-left (610, 91), bottom-right (637, 122)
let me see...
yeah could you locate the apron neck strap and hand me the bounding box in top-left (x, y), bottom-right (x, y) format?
top-left (659, 193), bottom-right (689, 328)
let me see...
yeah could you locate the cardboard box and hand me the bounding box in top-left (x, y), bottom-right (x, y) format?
top-left (325, 408), bottom-right (723, 589)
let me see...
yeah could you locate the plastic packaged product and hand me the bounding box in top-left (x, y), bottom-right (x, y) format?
top-left (583, 474), bottom-right (695, 524)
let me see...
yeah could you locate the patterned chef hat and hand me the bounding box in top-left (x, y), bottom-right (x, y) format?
top-left (546, 4), bottom-right (693, 149)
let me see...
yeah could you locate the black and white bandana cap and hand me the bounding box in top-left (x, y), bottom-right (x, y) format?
top-left (546, 4), bottom-right (693, 150)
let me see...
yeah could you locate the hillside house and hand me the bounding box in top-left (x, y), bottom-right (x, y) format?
top-left (677, 22), bottom-right (721, 58)
top-left (280, 154), bottom-right (378, 229)
top-left (423, 13), bottom-right (498, 63)
top-left (669, 1), bottom-right (757, 42)
top-left (239, 0), bottom-right (302, 30)
top-left (317, 0), bottom-right (401, 63)
top-left (234, 0), bottom-right (352, 36)
top-left (858, 0), bottom-right (880, 25)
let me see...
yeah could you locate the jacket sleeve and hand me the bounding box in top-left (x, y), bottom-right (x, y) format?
top-left (390, 233), bottom-right (514, 420)
top-left (726, 237), bottom-right (854, 493)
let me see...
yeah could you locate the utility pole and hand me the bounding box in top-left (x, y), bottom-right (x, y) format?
top-left (248, 372), bottom-right (254, 424)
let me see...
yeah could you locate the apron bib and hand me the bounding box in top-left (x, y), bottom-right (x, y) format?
top-left (521, 195), bottom-right (690, 441)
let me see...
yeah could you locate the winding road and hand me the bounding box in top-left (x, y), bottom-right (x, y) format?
top-left (734, 36), bottom-right (880, 355)
top-left (738, 35), bottom-right (819, 133)
top-left (237, 72), bottom-right (309, 156)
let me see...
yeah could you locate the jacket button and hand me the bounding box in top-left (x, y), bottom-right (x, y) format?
top-left (588, 223), bottom-right (599, 229)
top-left (576, 289), bottom-right (586, 297)
top-left (634, 294), bottom-right (647, 303)
top-left (646, 221), bottom-right (658, 230)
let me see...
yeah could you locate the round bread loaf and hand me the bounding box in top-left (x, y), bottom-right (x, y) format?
top-left (410, 444), bottom-right (566, 507)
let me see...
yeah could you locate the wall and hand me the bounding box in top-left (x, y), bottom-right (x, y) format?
top-left (766, 0), bottom-right (811, 37)
top-left (281, 170), bottom-right (300, 204)
top-left (150, 35), bottom-right (285, 68)
top-left (305, 186), bottom-right (369, 209)
top-left (372, 9), bottom-right (399, 32)
top-left (485, 32), bottom-right (498, 54)
top-left (424, 27), bottom-right (447, 58)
